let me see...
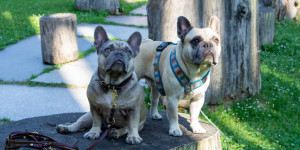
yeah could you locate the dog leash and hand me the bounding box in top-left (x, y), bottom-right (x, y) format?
top-left (200, 110), bottom-right (229, 150)
top-left (5, 131), bottom-right (78, 150)
top-left (85, 88), bottom-right (118, 150)
top-left (5, 89), bottom-right (119, 150)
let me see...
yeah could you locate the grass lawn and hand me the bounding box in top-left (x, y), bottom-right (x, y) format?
top-left (196, 19), bottom-right (299, 149)
top-left (0, 118), bottom-right (11, 125)
top-left (0, 0), bottom-right (147, 50)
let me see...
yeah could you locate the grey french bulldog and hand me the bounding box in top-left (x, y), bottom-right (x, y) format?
top-left (134, 16), bottom-right (221, 136)
top-left (56, 26), bottom-right (147, 144)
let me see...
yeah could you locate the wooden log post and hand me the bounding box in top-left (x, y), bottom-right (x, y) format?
top-left (147, 0), bottom-right (261, 104)
top-left (74, 0), bottom-right (120, 14)
top-left (40, 13), bottom-right (78, 65)
top-left (259, 1), bottom-right (276, 47)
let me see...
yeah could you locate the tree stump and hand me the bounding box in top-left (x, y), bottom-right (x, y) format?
top-left (259, 7), bottom-right (275, 47)
top-left (40, 13), bottom-right (78, 65)
top-left (74, 0), bottom-right (120, 14)
top-left (0, 112), bottom-right (222, 149)
top-left (147, 0), bottom-right (261, 104)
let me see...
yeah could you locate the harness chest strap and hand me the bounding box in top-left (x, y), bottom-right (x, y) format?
top-left (153, 42), bottom-right (177, 96)
top-left (169, 50), bottom-right (210, 97)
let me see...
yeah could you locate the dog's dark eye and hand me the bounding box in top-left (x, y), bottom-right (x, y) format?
top-left (213, 38), bottom-right (219, 45)
top-left (127, 50), bottom-right (132, 55)
top-left (191, 39), bottom-right (200, 45)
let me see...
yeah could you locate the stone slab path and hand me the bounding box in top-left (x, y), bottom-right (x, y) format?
top-left (77, 23), bottom-right (148, 40)
top-left (0, 36), bottom-right (93, 81)
top-left (0, 85), bottom-right (89, 121)
top-left (106, 15), bottom-right (147, 26)
top-left (32, 52), bottom-right (97, 86)
top-left (130, 5), bottom-right (147, 15)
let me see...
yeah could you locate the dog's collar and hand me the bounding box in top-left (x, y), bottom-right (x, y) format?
top-left (97, 70), bottom-right (133, 91)
top-left (169, 49), bottom-right (210, 97)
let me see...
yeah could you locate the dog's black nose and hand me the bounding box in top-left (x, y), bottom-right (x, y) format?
top-left (203, 42), bottom-right (213, 48)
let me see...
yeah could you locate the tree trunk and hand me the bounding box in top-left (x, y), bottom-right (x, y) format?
top-left (259, 7), bottom-right (275, 47)
top-left (147, 0), bottom-right (261, 104)
top-left (40, 13), bottom-right (78, 65)
top-left (74, 0), bottom-right (120, 14)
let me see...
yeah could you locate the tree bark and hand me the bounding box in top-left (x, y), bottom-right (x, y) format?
top-left (40, 13), bottom-right (78, 65)
top-left (74, 0), bottom-right (120, 14)
top-left (259, 7), bottom-right (275, 47)
top-left (147, 0), bottom-right (261, 104)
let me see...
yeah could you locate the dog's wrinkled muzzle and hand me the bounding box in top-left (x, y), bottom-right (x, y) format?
top-left (104, 51), bottom-right (128, 73)
top-left (193, 41), bottom-right (218, 66)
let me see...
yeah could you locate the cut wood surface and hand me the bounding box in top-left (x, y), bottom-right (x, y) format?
top-left (0, 112), bottom-right (222, 150)
top-left (147, 0), bottom-right (261, 104)
top-left (75, 0), bottom-right (120, 14)
top-left (40, 13), bottom-right (78, 65)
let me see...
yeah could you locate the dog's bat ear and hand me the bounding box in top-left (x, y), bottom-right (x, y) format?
top-left (209, 16), bottom-right (220, 36)
top-left (127, 32), bottom-right (142, 57)
top-left (177, 16), bottom-right (193, 42)
top-left (94, 26), bottom-right (109, 54)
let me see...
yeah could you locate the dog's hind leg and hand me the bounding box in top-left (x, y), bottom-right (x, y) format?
top-left (147, 80), bottom-right (163, 120)
top-left (56, 112), bottom-right (93, 134)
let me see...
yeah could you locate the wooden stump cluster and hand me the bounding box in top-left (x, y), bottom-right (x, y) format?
top-left (40, 13), bottom-right (78, 65)
top-left (74, 0), bottom-right (120, 14)
top-left (147, 0), bottom-right (261, 104)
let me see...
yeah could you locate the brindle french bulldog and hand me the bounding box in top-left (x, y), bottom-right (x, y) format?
top-left (56, 26), bottom-right (147, 144)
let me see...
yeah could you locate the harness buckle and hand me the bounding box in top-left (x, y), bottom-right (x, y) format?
top-left (157, 42), bottom-right (172, 51)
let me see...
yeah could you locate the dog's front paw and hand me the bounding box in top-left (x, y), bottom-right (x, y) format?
top-left (190, 122), bottom-right (206, 134)
top-left (84, 127), bottom-right (101, 140)
top-left (169, 126), bottom-right (183, 136)
top-left (109, 128), bottom-right (120, 139)
top-left (126, 136), bottom-right (143, 144)
top-left (152, 113), bottom-right (163, 120)
top-left (56, 124), bottom-right (70, 134)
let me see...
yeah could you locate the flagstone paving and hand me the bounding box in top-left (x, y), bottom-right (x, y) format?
top-left (32, 52), bottom-right (98, 86)
top-left (106, 15), bottom-right (147, 26)
top-left (77, 23), bottom-right (148, 40)
top-left (130, 5), bottom-right (147, 15)
top-left (0, 36), bottom-right (93, 82)
top-left (0, 84), bottom-right (89, 121)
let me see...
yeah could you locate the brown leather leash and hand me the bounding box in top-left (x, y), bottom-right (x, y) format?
top-left (5, 131), bottom-right (78, 150)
